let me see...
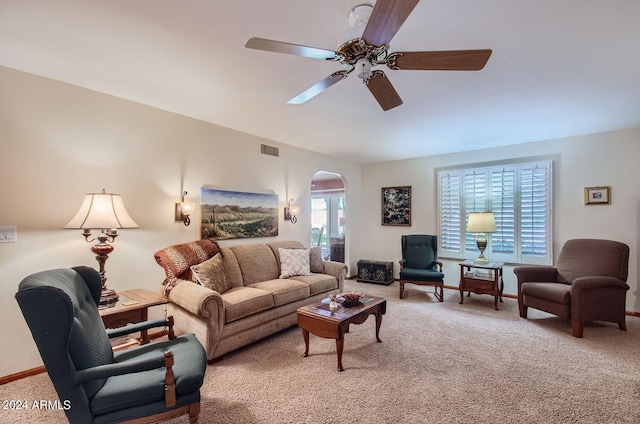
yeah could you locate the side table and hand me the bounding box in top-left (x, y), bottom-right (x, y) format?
top-left (99, 289), bottom-right (168, 346)
top-left (459, 260), bottom-right (504, 310)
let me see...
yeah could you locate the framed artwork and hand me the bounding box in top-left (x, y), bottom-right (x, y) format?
top-left (382, 186), bottom-right (411, 226)
top-left (200, 187), bottom-right (279, 240)
top-left (584, 186), bottom-right (611, 205)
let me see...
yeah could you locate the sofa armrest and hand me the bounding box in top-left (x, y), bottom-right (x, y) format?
top-left (322, 260), bottom-right (348, 292)
top-left (167, 280), bottom-right (224, 320)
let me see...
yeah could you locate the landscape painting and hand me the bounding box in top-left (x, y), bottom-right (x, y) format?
top-left (200, 188), bottom-right (278, 240)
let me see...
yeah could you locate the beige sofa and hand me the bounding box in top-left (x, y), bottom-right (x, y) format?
top-left (154, 239), bottom-right (347, 363)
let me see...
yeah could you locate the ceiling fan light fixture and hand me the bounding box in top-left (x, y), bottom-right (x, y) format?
top-left (336, 4), bottom-right (373, 51)
top-left (348, 4), bottom-right (373, 28)
top-left (355, 58), bottom-right (372, 81)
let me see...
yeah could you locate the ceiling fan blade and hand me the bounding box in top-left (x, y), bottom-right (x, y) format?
top-left (362, 0), bottom-right (420, 47)
top-left (245, 37), bottom-right (337, 60)
top-left (367, 71), bottom-right (403, 111)
top-left (388, 50), bottom-right (492, 71)
top-left (287, 70), bottom-right (350, 104)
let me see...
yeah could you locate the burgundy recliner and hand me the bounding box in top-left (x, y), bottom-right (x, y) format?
top-left (514, 239), bottom-right (629, 338)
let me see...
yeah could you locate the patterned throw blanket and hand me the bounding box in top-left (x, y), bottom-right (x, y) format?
top-left (154, 239), bottom-right (220, 295)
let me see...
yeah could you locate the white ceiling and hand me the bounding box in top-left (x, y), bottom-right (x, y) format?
top-left (2, 0), bottom-right (640, 164)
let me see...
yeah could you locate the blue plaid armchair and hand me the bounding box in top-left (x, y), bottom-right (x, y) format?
top-left (16, 266), bottom-right (206, 423)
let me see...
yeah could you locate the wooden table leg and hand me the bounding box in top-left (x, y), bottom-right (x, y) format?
top-left (335, 335), bottom-right (344, 372)
top-left (301, 328), bottom-right (310, 358)
top-left (375, 311), bottom-right (383, 343)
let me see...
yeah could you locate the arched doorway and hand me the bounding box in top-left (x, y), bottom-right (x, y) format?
top-left (310, 171), bottom-right (346, 263)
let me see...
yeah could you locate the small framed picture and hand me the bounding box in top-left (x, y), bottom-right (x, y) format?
top-left (584, 186), bottom-right (611, 205)
top-left (382, 186), bottom-right (411, 226)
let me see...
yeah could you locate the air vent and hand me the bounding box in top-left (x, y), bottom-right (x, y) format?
top-left (260, 144), bottom-right (280, 157)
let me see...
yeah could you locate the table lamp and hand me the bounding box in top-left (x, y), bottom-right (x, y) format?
top-left (466, 212), bottom-right (496, 264)
top-left (65, 189), bottom-right (139, 306)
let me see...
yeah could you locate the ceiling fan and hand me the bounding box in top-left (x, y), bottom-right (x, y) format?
top-left (245, 0), bottom-right (492, 111)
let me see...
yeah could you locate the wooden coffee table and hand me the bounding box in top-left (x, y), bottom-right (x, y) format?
top-left (296, 295), bottom-right (386, 371)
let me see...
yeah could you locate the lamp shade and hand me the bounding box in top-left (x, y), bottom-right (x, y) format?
top-left (65, 191), bottom-right (139, 229)
top-left (180, 202), bottom-right (196, 217)
top-left (466, 212), bottom-right (496, 233)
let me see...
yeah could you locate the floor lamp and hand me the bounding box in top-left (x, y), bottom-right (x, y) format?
top-left (466, 212), bottom-right (496, 264)
top-left (65, 189), bottom-right (139, 307)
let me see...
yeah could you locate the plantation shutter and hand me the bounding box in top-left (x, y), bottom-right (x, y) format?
top-left (520, 162), bottom-right (551, 262)
top-left (491, 167), bottom-right (516, 256)
top-left (437, 160), bottom-right (552, 265)
top-left (438, 172), bottom-right (462, 255)
top-left (463, 171), bottom-right (487, 252)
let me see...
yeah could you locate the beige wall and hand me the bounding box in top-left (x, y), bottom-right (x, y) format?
top-left (3, 65), bottom-right (639, 378)
top-left (0, 66), bottom-right (361, 377)
top-left (358, 129), bottom-right (640, 314)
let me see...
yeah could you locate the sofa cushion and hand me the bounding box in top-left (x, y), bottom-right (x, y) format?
top-left (191, 253), bottom-right (232, 294)
top-left (154, 239), bottom-right (220, 294)
top-left (230, 244), bottom-right (280, 285)
top-left (248, 279), bottom-right (310, 307)
top-left (288, 273), bottom-right (339, 296)
top-left (309, 246), bottom-right (324, 273)
top-left (279, 248), bottom-right (312, 278)
top-left (221, 286), bottom-right (275, 323)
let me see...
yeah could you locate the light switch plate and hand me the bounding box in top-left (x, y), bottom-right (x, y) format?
top-left (0, 226), bottom-right (17, 243)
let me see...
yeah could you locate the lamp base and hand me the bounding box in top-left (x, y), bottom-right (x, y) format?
top-left (474, 238), bottom-right (489, 265)
top-left (99, 288), bottom-right (119, 308)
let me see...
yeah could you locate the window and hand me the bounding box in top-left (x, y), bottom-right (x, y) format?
top-left (310, 194), bottom-right (345, 259)
top-left (437, 160), bottom-right (552, 265)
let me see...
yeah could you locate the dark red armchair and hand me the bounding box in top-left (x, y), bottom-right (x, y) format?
top-left (514, 239), bottom-right (630, 338)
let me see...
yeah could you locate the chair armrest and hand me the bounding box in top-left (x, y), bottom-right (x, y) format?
top-left (167, 280), bottom-right (224, 319)
top-left (106, 318), bottom-right (172, 339)
top-left (572, 276), bottom-right (630, 292)
top-left (513, 266), bottom-right (558, 284)
top-left (434, 260), bottom-right (443, 272)
top-left (399, 259), bottom-right (406, 271)
top-left (74, 352), bottom-right (166, 384)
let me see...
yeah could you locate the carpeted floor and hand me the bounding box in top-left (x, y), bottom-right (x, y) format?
top-left (2, 280), bottom-right (639, 423)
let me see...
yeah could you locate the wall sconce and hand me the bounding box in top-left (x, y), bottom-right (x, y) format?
top-left (284, 198), bottom-right (300, 224)
top-left (175, 191), bottom-right (196, 226)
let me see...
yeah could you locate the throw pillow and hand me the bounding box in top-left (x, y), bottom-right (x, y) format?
top-left (279, 248), bottom-right (312, 278)
top-left (190, 253), bottom-right (232, 294)
top-left (309, 246), bottom-right (324, 273)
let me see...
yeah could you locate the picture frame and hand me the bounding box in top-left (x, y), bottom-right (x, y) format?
top-left (381, 186), bottom-right (411, 226)
top-left (200, 187), bottom-right (279, 239)
top-left (584, 186), bottom-right (611, 205)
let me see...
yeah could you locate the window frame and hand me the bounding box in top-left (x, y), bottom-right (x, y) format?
top-left (437, 160), bottom-right (553, 265)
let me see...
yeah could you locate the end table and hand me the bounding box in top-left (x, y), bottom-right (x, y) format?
top-left (459, 260), bottom-right (504, 310)
top-left (99, 289), bottom-right (168, 346)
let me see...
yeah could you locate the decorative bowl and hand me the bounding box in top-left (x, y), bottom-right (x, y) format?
top-left (339, 291), bottom-right (363, 307)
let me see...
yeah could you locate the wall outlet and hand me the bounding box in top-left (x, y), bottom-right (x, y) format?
top-left (0, 226), bottom-right (17, 243)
